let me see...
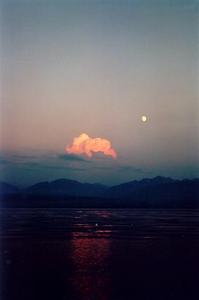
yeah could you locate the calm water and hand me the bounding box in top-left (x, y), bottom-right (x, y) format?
top-left (0, 208), bottom-right (199, 300)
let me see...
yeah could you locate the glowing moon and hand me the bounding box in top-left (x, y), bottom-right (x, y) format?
top-left (141, 115), bottom-right (147, 123)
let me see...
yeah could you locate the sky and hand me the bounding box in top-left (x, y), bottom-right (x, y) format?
top-left (0, 0), bottom-right (199, 186)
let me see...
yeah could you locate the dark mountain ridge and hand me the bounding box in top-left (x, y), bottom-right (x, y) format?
top-left (0, 177), bottom-right (198, 208)
top-left (0, 182), bottom-right (19, 194)
top-left (25, 178), bottom-right (108, 197)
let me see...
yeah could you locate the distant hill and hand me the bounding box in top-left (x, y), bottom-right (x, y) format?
top-left (106, 176), bottom-right (174, 198)
top-left (105, 177), bottom-right (199, 208)
top-left (0, 177), bottom-right (198, 208)
top-left (25, 178), bottom-right (108, 197)
top-left (0, 182), bottom-right (19, 194)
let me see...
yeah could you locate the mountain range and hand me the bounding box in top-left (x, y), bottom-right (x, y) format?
top-left (0, 176), bottom-right (198, 208)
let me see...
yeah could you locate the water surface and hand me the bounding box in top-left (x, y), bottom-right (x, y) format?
top-left (1, 208), bottom-right (199, 300)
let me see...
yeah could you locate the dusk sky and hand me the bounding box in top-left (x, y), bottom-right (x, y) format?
top-left (0, 0), bottom-right (198, 186)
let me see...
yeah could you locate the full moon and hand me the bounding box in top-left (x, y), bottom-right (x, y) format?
top-left (141, 115), bottom-right (147, 123)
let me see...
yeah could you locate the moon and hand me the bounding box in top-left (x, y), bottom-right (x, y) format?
top-left (141, 115), bottom-right (147, 123)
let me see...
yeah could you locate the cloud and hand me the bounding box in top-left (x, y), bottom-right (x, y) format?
top-left (66, 133), bottom-right (117, 159)
top-left (34, 164), bottom-right (85, 172)
top-left (88, 164), bottom-right (144, 173)
top-left (117, 166), bottom-right (143, 173)
top-left (58, 153), bottom-right (90, 162)
top-left (0, 158), bottom-right (10, 165)
top-left (0, 153), bottom-right (48, 164)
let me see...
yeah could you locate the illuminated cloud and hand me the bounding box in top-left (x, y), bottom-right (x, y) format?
top-left (66, 133), bottom-right (117, 159)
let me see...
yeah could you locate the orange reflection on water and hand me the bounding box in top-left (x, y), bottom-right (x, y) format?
top-left (93, 210), bottom-right (113, 219)
top-left (70, 233), bottom-right (111, 300)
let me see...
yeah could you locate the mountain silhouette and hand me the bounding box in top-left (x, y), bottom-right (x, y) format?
top-left (0, 182), bottom-right (19, 194)
top-left (0, 177), bottom-right (198, 208)
top-left (105, 177), bottom-right (199, 208)
top-left (26, 178), bottom-right (108, 197)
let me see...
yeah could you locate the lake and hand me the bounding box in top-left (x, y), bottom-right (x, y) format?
top-left (0, 208), bottom-right (199, 300)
